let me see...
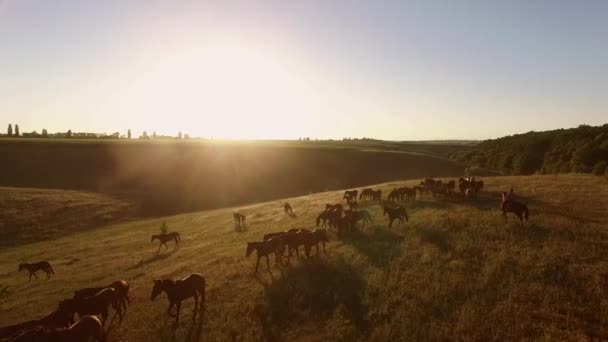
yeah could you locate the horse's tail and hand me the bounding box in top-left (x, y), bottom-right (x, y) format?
top-left (524, 205), bottom-right (529, 221)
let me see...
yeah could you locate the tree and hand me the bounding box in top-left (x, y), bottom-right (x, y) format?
top-left (178, 131), bottom-right (183, 139)
top-left (41, 129), bottom-right (48, 138)
top-left (14, 125), bottom-right (19, 136)
top-left (127, 129), bottom-right (131, 139)
top-left (152, 131), bottom-right (157, 139)
top-left (184, 133), bottom-right (190, 139)
top-left (7, 124), bottom-right (12, 136)
top-left (67, 129), bottom-right (72, 138)
top-left (141, 131), bottom-right (149, 139)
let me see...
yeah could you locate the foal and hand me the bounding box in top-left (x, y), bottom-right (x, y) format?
top-left (383, 205), bottom-right (408, 229)
top-left (151, 232), bottom-right (181, 255)
top-left (151, 273), bottom-right (206, 324)
top-left (18, 261), bottom-right (54, 281)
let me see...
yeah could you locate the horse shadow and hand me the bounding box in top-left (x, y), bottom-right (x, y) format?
top-left (257, 258), bottom-right (369, 335)
top-left (342, 228), bottom-right (404, 268)
top-left (129, 251), bottom-right (175, 270)
top-left (418, 228), bottom-right (451, 253)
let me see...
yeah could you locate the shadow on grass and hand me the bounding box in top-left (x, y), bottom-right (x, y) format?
top-left (129, 250), bottom-right (175, 270)
top-left (418, 228), bottom-right (451, 253)
top-left (255, 258), bottom-right (369, 339)
top-left (342, 228), bottom-right (404, 268)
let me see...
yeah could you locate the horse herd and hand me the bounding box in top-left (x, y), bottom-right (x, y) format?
top-left (3, 176), bottom-right (531, 341)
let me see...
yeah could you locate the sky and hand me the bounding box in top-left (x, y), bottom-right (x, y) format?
top-left (0, 0), bottom-right (607, 140)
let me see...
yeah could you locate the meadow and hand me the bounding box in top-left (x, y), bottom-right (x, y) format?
top-left (0, 138), bottom-right (466, 216)
top-left (1, 174), bottom-right (607, 341)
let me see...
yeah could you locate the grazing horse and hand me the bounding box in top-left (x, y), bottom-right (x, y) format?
top-left (0, 305), bottom-right (73, 340)
top-left (388, 189), bottom-right (399, 202)
top-left (151, 273), bottom-right (206, 324)
top-left (60, 288), bottom-right (122, 326)
top-left (18, 261), bottom-right (54, 281)
top-left (246, 236), bottom-right (284, 272)
top-left (402, 187), bottom-right (416, 201)
top-left (284, 202), bottom-right (294, 215)
top-left (307, 229), bottom-right (329, 256)
top-left (501, 192), bottom-right (529, 225)
top-left (359, 188), bottom-right (373, 200)
top-left (12, 315), bottom-right (105, 342)
top-left (74, 280), bottom-right (130, 314)
top-left (151, 232), bottom-right (181, 254)
top-left (383, 205), bottom-right (408, 228)
top-left (348, 201), bottom-right (359, 211)
top-left (233, 211), bottom-right (246, 231)
top-left (343, 190), bottom-right (358, 203)
top-left (371, 189), bottom-right (382, 201)
top-left (344, 209), bottom-right (373, 227)
top-left (446, 180), bottom-right (456, 194)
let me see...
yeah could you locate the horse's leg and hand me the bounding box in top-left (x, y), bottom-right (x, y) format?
top-left (266, 255), bottom-right (270, 270)
top-left (175, 302), bottom-right (181, 324)
top-left (167, 303), bottom-right (175, 316)
top-left (33, 271), bottom-right (38, 280)
top-left (503, 210), bottom-right (508, 223)
top-left (28, 271), bottom-right (32, 281)
top-left (164, 242), bottom-right (169, 250)
top-left (322, 240), bottom-right (326, 254)
top-left (192, 292), bottom-right (199, 315)
top-left (255, 256), bottom-right (260, 272)
top-left (157, 243), bottom-right (162, 255)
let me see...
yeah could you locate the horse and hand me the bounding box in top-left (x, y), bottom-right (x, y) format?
top-left (151, 232), bottom-right (181, 255)
top-left (388, 189), bottom-right (399, 202)
top-left (246, 236), bottom-right (284, 272)
top-left (18, 261), bottom-right (54, 281)
top-left (446, 180), bottom-right (456, 194)
top-left (371, 189), bottom-right (382, 201)
top-left (284, 202), bottom-right (294, 215)
top-left (359, 188), bottom-right (373, 200)
top-left (60, 288), bottom-right (122, 326)
top-left (233, 211), bottom-right (246, 231)
top-left (501, 192), bottom-right (529, 225)
top-left (344, 209), bottom-right (373, 227)
top-left (306, 229), bottom-right (329, 256)
top-left (343, 190), bottom-right (358, 203)
top-left (316, 210), bottom-right (331, 227)
top-left (0, 305), bottom-right (73, 340)
top-left (73, 280), bottom-right (130, 314)
top-left (348, 201), bottom-right (359, 211)
top-left (11, 315), bottom-right (105, 342)
top-left (383, 205), bottom-right (408, 228)
top-left (402, 187), bottom-right (416, 201)
top-left (151, 273), bottom-right (206, 324)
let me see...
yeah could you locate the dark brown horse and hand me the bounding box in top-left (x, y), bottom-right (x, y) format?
top-left (383, 205), bottom-right (408, 229)
top-left (151, 273), bottom-right (206, 324)
top-left (246, 236), bottom-right (284, 272)
top-left (74, 280), bottom-right (130, 314)
top-left (18, 261), bottom-right (55, 281)
top-left (151, 232), bottom-right (181, 254)
top-left (501, 192), bottom-right (529, 224)
top-left (343, 190), bottom-right (358, 203)
top-left (60, 288), bottom-right (122, 326)
top-left (283, 202), bottom-right (295, 217)
top-left (359, 188), bottom-right (373, 200)
top-left (0, 304), bottom-right (73, 340)
top-left (12, 315), bottom-right (105, 342)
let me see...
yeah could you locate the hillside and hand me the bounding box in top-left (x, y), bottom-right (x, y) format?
top-left (1, 174), bottom-right (607, 340)
top-left (0, 187), bottom-right (136, 247)
top-left (0, 139), bottom-right (465, 215)
top-left (450, 124), bottom-right (608, 175)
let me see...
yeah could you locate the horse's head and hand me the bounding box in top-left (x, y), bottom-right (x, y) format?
top-left (18, 263), bottom-right (25, 271)
top-left (150, 235), bottom-right (157, 243)
top-left (150, 280), bottom-right (164, 301)
top-left (246, 242), bottom-right (257, 257)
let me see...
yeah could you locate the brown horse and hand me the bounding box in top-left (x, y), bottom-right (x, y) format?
top-left (151, 232), bottom-right (181, 255)
top-left (60, 288), bottom-right (122, 326)
top-left (383, 205), bottom-right (408, 228)
top-left (12, 315), bottom-right (105, 342)
top-left (371, 189), bottom-right (382, 201)
top-left (501, 192), bottom-right (529, 224)
top-left (359, 188), bottom-right (374, 200)
top-left (305, 229), bottom-right (329, 256)
top-left (343, 190), bottom-right (358, 203)
top-left (18, 261), bottom-right (55, 281)
top-left (151, 273), bottom-right (206, 324)
top-left (74, 280), bottom-right (130, 314)
top-left (246, 236), bottom-right (284, 272)
top-left (0, 305), bottom-right (73, 340)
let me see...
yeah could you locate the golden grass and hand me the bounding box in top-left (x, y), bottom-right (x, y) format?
top-left (1, 174), bottom-right (607, 341)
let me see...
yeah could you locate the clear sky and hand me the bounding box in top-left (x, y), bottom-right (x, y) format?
top-left (1, 0), bottom-right (606, 140)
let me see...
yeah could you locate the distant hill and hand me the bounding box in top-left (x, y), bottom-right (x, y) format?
top-left (449, 124), bottom-right (608, 175)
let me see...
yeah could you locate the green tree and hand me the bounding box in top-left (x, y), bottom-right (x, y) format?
top-left (178, 131), bottom-right (183, 139)
top-left (41, 129), bottom-right (48, 138)
top-left (67, 129), bottom-right (72, 138)
top-left (14, 124), bottom-right (19, 136)
top-left (127, 129), bottom-right (131, 139)
top-left (7, 124), bottom-right (12, 136)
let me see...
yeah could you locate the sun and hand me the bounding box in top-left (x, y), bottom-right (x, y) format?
top-left (133, 38), bottom-right (317, 139)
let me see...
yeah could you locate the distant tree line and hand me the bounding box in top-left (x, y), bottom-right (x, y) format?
top-left (449, 124), bottom-right (608, 176)
top-left (2, 124), bottom-right (191, 140)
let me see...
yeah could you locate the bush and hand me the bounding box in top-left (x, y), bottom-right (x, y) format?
top-left (592, 161), bottom-right (607, 176)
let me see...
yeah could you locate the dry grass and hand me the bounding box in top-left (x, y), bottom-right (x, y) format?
top-left (1, 174), bottom-right (607, 341)
top-left (0, 187), bottom-right (136, 246)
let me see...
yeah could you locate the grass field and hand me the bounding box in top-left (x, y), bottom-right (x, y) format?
top-left (1, 174), bottom-right (608, 340)
top-left (0, 187), bottom-right (136, 247)
top-left (0, 139), bottom-right (466, 216)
